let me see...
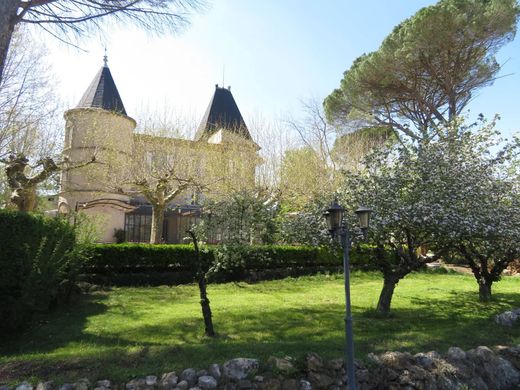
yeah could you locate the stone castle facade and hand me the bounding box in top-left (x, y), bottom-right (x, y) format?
top-left (58, 59), bottom-right (259, 243)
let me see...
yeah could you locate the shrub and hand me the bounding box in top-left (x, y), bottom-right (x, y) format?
top-left (0, 210), bottom-right (76, 331)
top-left (84, 243), bottom-right (381, 285)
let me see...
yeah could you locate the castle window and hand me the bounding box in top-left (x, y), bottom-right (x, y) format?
top-left (125, 213), bottom-right (151, 242)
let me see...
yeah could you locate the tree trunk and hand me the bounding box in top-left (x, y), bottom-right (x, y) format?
top-left (0, 0), bottom-right (19, 84)
top-left (376, 276), bottom-right (399, 314)
top-left (150, 205), bottom-right (165, 244)
top-left (198, 276), bottom-right (215, 337)
top-left (478, 278), bottom-right (492, 302)
top-left (12, 186), bottom-right (37, 212)
top-left (188, 230), bottom-right (215, 337)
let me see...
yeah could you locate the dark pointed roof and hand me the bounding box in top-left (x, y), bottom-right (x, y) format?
top-left (195, 85), bottom-right (251, 141)
top-left (77, 63), bottom-right (127, 115)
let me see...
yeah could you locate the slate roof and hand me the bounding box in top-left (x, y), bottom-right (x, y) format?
top-left (195, 85), bottom-right (252, 141)
top-left (77, 64), bottom-right (127, 115)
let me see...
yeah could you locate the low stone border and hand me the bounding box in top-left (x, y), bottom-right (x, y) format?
top-left (2, 345), bottom-right (520, 390)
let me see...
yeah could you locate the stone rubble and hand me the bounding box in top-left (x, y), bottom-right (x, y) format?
top-left (495, 308), bottom-right (520, 327)
top-left (2, 345), bottom-right (520, 390)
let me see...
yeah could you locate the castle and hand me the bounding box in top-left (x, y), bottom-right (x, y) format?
top-left (58, 57), bottom-right (259, 243)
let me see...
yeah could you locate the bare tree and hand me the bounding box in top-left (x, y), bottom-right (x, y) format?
top-left (0, 0), bottom-right (205, 84)
top-left (286, 97), bottom-right (337, 171)
top-left (0, 27), bottom-right (61, 161)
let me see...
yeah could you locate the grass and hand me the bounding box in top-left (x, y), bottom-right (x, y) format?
top-left (1, 271), bottom-right (519, 384)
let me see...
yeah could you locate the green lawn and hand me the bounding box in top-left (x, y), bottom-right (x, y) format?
top-left (1, 271), bottom-right (519, 384)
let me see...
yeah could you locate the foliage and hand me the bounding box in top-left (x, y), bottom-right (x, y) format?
top-left (83, 243), bottom-right (381, 285)
top-left (1, 273), bottom-right (519, 384)
top-left (324, 0), bottom-right (520, 143)
top-left (343, 116), bottom-right (520, 309)
top-left (277, 201), bottom-right (330, 246)
top-left (331, 126), bottom-right (395, 172)
top-left (414, 117), bottom-right (520, 301)
top-left (279, 147), bottom-right (332, 211)
top-left (0, 210), bottom-right (76, 331)
top-left (198, 189), bottom-right (278, 245)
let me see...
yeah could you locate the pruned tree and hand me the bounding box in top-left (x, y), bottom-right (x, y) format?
top-left (0, 0), bottom-right (205, 84)
top-left (2, 152), bottom-right (95, 211)
top-left (324, 0), bottom-right (520, 144)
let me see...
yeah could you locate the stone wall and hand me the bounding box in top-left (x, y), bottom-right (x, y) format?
top-left (3, 345), bottom-right (520, 390)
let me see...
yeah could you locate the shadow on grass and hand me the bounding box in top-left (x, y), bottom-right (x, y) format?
top-left (1, 286), bottom-right (519, 384)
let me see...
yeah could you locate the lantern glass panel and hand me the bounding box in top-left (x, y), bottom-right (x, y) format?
top-left (355, 206), bottom-right (372, 230)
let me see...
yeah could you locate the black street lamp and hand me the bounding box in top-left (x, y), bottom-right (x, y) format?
top-left (323, 199), bottom-right (372, 390)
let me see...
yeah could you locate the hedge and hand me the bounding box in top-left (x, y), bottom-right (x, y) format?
top-left (82, 243), bottom-right (379, 285)
top-left (0, 210), bottom-right (76, 331)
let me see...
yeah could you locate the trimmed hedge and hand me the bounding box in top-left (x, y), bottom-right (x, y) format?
top-left (82, 243), bottom-right (378, 285)
top-left (0, 210), bottom-right (76, 331)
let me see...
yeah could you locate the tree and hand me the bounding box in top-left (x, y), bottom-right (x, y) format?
top-left (0, 0), bottom-right (204, 85)
top-left (2, 153), bottom-right (94, 211)
top-left (197, 188), bottom-right (277, 245)
top-left (279, 147), bottom-right (332, 211)
top-left (332, 126), bottom-right (394, 172)
top-left (187, 230), bottom-right (215, 337)
top-left (421, 118), bottom-right (520, 301)
top-left (342, 143), bottom-right (446, 314)
top-left (324, 0), bottom-right (519, 143)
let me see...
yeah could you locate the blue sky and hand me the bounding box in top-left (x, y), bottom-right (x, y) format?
top-left (41, 0), bottom-right (520, 139)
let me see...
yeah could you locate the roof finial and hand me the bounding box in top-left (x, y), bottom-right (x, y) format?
top-left (103, 47), bottom-right (108, 67)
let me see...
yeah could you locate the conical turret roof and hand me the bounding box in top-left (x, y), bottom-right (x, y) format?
top-left (195, 85), bottom-right (251, 141)
top-left (77, 61), bottom-right (127, 115)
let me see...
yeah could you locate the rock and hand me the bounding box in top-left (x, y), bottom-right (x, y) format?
top-left (237, 380), bottom-right (252, 389)
top-left (59, 385), bottom-right (74, 390)
top-left (222, 358), bottom-right (260, 381)
top-left (180, 369), bottom-right (198, 388)
top-left (126, 379), bottom-right (146, 390)
top-left (0, 386), bottom-right (10, 390)
top-left (145, 377), bottom-right (157, 387)
top-left (308, 373), bottom-right (333, 389)
top-left (447, 346), bottom-right (466, 360)
top-left (379, 351), bottom-right (413, 370)
top-left (160, 372), bottom-right (179, 389)
top-left (96, 381), bottom-right (111, 390)
top-left (196, 371), bottom-right (207, 378)
top-left (16, 383), bottom-right (33, 390)
top-left (414, 353), bottom-right (435, 369)
top-left (280, 379), bottom-right (297, 390)
top-left (73, 379), bottom-right (90, 390)
top-left (187, 388), bottom-right (201, 390)
top-left (497, 345), bottom-right (520, 371)
top-left (176, 381), bottom-right (188, 390)
top-left (207, 365), bottom-right (221, 381)
top-left (491, 356), bottom-right (520, 388)
top-left (253, 376), bottom-right (263, 383)
top-left (197, 377), bottom-right (217, 390)
top-left (298, 380), bottom-right (311, 390)
top-left (326, 359), bottom-right (344, 371)
top-left (356, 369), bottom-right (369, 383)
top-left (305, 353), bottom-right (323, 372)
top-left (267, 357), bottom-right (297, 375)
top-left (257, 378), bottom-right (280, 390)
top-left (495, 308), bottom-right (520, 327)
top-left (36, 382), bottom-right (55, 390)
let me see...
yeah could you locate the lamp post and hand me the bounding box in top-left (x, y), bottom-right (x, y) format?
top-left (323, 199), bottom-right (372, 390)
